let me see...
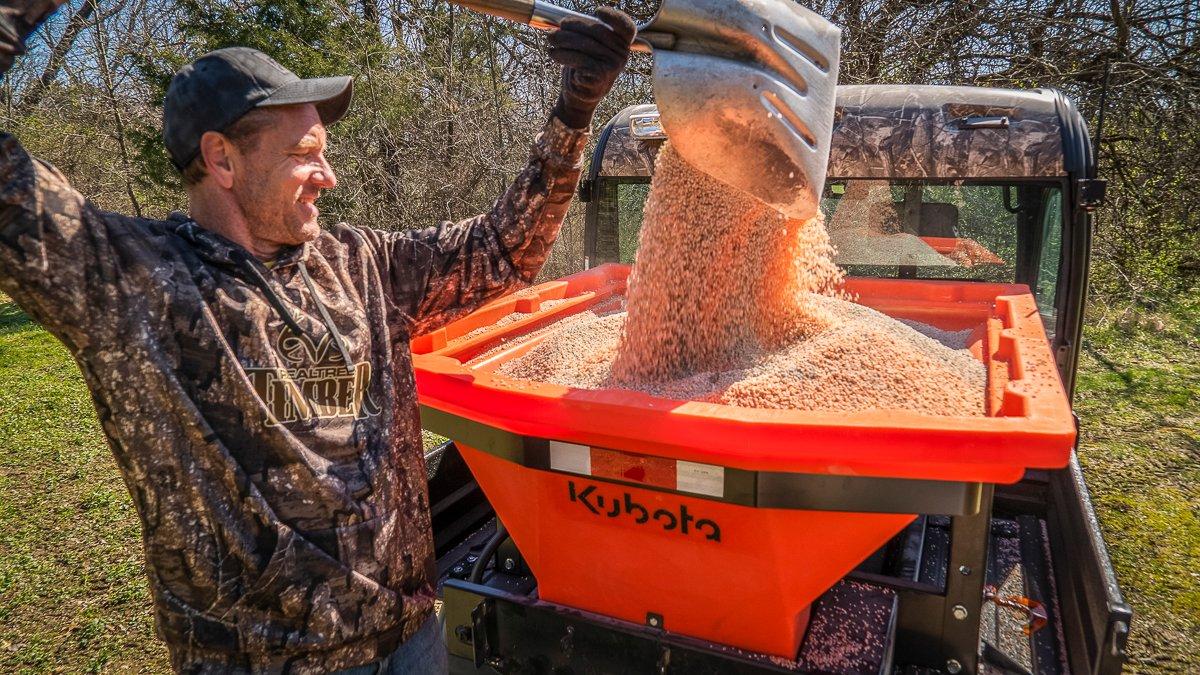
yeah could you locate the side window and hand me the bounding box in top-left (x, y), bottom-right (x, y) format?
top-left (822, 180), bottom-right (1021, 283)
top-left (1035, 187), bottom-right (1064, 335)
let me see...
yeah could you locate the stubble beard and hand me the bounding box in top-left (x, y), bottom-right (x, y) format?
top-left (234, 177), bottom-right (319, 248)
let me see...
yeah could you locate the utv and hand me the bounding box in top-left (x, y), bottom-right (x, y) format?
top-left (423, 85), bottom-right (1130, 675)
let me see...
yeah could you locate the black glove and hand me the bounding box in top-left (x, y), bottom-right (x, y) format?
top-left (548, 6), bottom-right (636, 130)
top-left (1, 0), bottom-right (67, 76)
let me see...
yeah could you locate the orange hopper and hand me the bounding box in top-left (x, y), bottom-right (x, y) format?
top-left (411, 264), bottom-right (1076, 659)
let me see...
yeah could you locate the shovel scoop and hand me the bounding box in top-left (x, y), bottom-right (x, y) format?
top-left (449, 0), bottom-right (841, 221)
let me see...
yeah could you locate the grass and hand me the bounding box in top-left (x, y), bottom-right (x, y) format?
top-left (1073, 289), bottom-right (1200, 673)
top-left (0, 290), bottom-right (1196, 672)
top-left (0, 299), bottom-right (168, 672)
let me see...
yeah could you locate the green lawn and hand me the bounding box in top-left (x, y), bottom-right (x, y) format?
top-left (0, 291), bottom-right (1196, 673)
top-left (0, 300), bottom-right (168, 672)
top-left (1072, 290), bottom-right (1200, 673)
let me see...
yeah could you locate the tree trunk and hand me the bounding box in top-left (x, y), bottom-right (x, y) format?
top-left (23, 0), bottom-right (98, 107)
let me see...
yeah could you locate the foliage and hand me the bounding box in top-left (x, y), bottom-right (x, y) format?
top-left (6, 0), bottom-right (1195, 299)
top-left (177, 0), bottom-right (376, 76)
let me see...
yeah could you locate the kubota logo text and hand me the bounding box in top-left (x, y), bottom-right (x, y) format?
top-left (567, 480), bottom-right (721, 542)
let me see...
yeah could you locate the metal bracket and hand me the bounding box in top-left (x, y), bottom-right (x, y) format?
top-left (441, 577), bottom-right (898, 673)
top-left (470, 597), bottom-right (496, 669)
top-left (1077, 178), bottom-right (1107, 210)
top-left (420, 407), bottom-right (984, 516)
top-left (886, 486), bottom-right (994, 674)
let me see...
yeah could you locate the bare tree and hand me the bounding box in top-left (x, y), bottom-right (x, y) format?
top-left (4, 0), bottom-right (1196, 295)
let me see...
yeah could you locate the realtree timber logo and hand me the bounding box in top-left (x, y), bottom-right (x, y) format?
top-left (248, 329), bottom-right (380, 427)
top-left (568, 480), bottom-right (722, 542)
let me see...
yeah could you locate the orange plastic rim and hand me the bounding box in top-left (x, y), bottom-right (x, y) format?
top-left (413, 264), bottom-right (1076, 485)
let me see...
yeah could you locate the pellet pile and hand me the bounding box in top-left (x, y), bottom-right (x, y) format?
top-left (711, 295), bottom-right (984, 413)
top-left (496, 144), bottom-right (986, 416)
top-left (451, 298), bottom-right (573, 347)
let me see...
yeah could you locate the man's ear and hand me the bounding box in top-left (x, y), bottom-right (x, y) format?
top-left (199, 131), bottom-right (236, 189)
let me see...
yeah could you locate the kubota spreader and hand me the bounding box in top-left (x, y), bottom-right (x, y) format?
top-left (417, 84), bottom-right (1129, 675)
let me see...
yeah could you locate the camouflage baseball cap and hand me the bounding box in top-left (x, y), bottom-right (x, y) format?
top-left (163, 47), bottom-right (353, 169)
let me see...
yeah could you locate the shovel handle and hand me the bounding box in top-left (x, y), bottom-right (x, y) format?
top-left (447, 0), bottom-right (673, 52)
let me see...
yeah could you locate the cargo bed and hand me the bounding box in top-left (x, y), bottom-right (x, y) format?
top-left (426, 441), bottom-right (1129, 674)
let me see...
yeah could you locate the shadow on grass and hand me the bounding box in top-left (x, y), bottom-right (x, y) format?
top-left (0, 300), bottom-right (33, 334)
top-left (1082, 340), bottom-right (1135, 387)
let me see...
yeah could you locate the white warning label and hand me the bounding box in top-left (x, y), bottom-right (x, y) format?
top-left (676, 461), bottom-right (725, 498)
top-left (549, 441), bottom-right (591, 475)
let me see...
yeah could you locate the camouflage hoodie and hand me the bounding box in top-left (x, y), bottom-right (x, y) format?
top-left (0, 116), bottom-right (587, 673)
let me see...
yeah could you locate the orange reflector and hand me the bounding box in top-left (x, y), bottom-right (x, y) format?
top-left (549, 441), bottom-right (725, 498)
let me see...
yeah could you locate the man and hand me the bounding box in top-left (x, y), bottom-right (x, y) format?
top-left (0, 1), bottom-right (635, 672)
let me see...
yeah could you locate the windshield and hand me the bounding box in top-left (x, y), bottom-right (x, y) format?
top-left (603, 177), bottom-right (1066, 334)
top-left (822, 181), bottom-right (1051, 279)
top-left (821, 180), bottom-right (1064, 333)
top-left (617, 182), bottom-right (650, 264)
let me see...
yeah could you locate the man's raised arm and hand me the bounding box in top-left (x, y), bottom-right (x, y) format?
top-left (355, 8), bottom-right (636, 337)
top-left (0, 0), bottom-right (118, 344)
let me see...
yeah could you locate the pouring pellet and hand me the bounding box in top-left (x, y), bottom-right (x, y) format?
top-left (498, 143), bottom-right (985, 416)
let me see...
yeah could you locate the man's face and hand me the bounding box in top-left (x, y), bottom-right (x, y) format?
top-left (230, 104), bottom-right (337, 247)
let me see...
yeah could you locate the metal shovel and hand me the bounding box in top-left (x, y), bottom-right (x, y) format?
top-left (449, 0), bottom-right (841, 221)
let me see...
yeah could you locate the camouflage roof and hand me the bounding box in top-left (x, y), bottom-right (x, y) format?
top-left (594, 85), bottom-right (1068, 180)
top-left (597, 103), bottom-right (665, 178)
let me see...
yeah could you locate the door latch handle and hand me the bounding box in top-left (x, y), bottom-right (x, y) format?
top-left (958, 115), bottom-right (1010, 130)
